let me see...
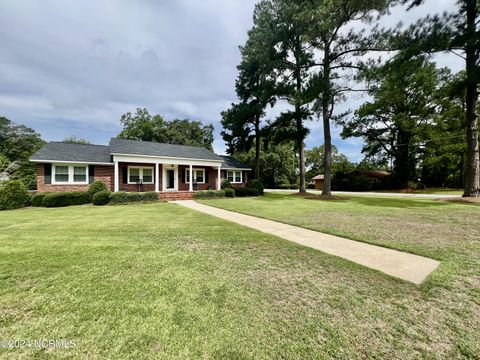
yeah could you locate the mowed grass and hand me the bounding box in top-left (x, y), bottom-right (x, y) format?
top-left (0, 200), bottom-right (478, 359)
top-left (199, 193), bottom-right (480, 358)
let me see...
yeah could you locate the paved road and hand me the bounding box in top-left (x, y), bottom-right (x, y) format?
top-left (174, 200), bottom-right (440, 285)
top-left (265, 189), bottom-right (459, 199)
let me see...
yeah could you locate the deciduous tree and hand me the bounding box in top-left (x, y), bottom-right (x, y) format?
top-left (118, 108), bottom-right (214, 150)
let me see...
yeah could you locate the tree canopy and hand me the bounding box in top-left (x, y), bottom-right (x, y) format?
top-left (341, 57), bottom-right (445, 187)
top-left (118, 108), bottom-right (214, 150)
top-left (62, 136), bottom-right (91, 144)
top-left (388, 0), bottom-right (479, 195)
top-left (306, 144), bottom-right (355, 180)
top-left (0, 116), bottom-right (45, 189)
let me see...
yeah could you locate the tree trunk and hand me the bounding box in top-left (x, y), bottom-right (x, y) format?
top-left (322, 105), bottom-right (332, 195)
top-left (394, 131), bottom-right (411, 188)
top-left (298, 136), bottom-right (306, 193)
top-left (254, 117), bottom-right (261, 179)
top-left (463, 0), bottom-right (479, 197)
top-left (322, 47), bottom-right (333, 196)
top-left (294, 37), bottom-right (306, 194)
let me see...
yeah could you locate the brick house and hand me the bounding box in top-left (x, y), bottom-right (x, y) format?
top-left (30, 138), bottom-right (251, 200)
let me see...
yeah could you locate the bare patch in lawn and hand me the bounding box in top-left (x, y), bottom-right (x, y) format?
top-left (439, 197), bottom-right (480, 205)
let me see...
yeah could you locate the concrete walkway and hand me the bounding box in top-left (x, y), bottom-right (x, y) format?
top-left (174, 200), bottom-right (440, 285)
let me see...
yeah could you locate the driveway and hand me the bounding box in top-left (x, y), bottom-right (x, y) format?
top-left (174, 200), bottom-right (440, 285)
top-left (265, 189), bottom-right (459, 199)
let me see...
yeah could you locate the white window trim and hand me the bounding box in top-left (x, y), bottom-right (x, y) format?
top-left (185, 168), bottom-right (206, 184)
top-left (52, 164), bottom-right (89, 185)
top-left (227, 170), bottom-right (242, 184)
top-left (127, 166), bottom-right (154, 184)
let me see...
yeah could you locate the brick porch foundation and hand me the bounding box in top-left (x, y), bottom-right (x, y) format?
top-left (158, 191), bottom-right (194, 201)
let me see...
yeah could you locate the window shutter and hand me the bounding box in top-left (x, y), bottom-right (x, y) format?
top-left (182, 169), bottom-right (185, 183)
top-left (205, 169), bottom-right (209, 183)
top-left (44, 163), bottom-right (52, 184)
top-left (122, 166), bottom-right (128, 184)
top-left (89, 165), bottom-right (95, 184)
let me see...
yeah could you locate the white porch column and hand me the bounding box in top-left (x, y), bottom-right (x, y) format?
top-left (155, 163), bottom-right (159, 192)
top-left (114, 161), bottom-right (119, 192)
top-left (217, 166), bottom-right (221, 190)
top-left (189, 164), bottom-right (193, 192)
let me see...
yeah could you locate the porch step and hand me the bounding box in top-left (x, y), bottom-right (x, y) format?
top-left (158, 192), bottom-right (194, 201)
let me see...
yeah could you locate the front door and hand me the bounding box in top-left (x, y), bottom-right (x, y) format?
top-left (166, 169), bottom-right (175, 189)
top-left (163, 165), bottom-right (178, 191)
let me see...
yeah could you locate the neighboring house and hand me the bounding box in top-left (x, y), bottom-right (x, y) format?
top-left (311, 174), bottom-right (324, 189)
top-left (312, 171), bottom-right (390, 189)
top-left (30, 138), bottom-right (250, 200)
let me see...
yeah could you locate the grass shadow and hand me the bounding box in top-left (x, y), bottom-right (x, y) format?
top-left (346, 196), bottom-right (451, 209)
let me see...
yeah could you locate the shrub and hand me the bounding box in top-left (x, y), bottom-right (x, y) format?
top-left (88, 181), bottom-right (108, 198)
top-left (246, 179), bottom-right (264, 195)
top-left (193, 190), bottom-right (225, 199)
top-left (221, 179), bottom-right (232, 189)
top-left (31, 192), bottom-right (51, 207)
top-left (307, 183), bottom-right (315, 189)
top-left (109, 191), bottom-right (158, 204)
top-left (43, 192), bottom-right (91, 207)
top-left (246, 187), bottom-right (260, 196)
top-left (92, 190), bottom-right (112, 205)
top-left (332, 171), bottom-right (376, 191)
top-left (0, 180), bottom-right (31, 210)
top-left (234, 187), bottom-right (248, 197)
top-left (224, 188), bottom-right (235, 198)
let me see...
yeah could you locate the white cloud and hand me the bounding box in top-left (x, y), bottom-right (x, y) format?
top-left (0, 0), bottom-right (461, 159)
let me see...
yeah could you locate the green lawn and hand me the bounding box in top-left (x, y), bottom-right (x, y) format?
top-left (1, 200), bottom-right (479, 359)
top-left (199, 193), bottom-right (480, 357)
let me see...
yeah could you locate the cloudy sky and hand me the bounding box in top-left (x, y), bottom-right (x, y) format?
top-left (0, 0), bottom-right (461, 161)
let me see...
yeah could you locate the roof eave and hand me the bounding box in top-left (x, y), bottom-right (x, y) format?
top-left (110, 152), bottom-right (223, 163)
top-left (30, 159), bottom-right (114, 166)
top-left (221, 167), bottom-right (252, 170)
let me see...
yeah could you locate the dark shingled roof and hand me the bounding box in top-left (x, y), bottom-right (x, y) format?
top-left (219, 155), bottom-right (251, 170)
top-left (30, 142), bottom-right (112, 163)
top-left (109, 138), bottom-right (222, 161)
top-left (30, 139), bottom-right (251, 169)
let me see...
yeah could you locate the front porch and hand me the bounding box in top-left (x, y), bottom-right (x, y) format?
top-left (113, 161), bottom-right (223, 194)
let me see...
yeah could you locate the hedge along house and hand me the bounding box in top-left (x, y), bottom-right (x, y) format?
top-left (30, 138), bottom-right (251, 200)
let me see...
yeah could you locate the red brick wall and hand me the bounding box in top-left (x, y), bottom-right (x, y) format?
top-left (178, 165), bottom-right (218, 191)
top-left (158, 191), bottom-right (194, 200)
top-left (36, 163), bottom-right (114, 192)
top-left (117, 162), bottom-right (158, 192)
top-left (221, 170), bottom-right (249, 187)
top-left (94, 165), bottom-right (114, 191)
top-left (36, 162), bottom-right (250, 193)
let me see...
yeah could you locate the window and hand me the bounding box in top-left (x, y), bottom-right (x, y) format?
top-left (73, 166), bottom-right (86, 182)
top-left (55, 166), bottom-right (69, 183)
top-left (128, 167), bottom-right (154, 184)
top-left (129, 168), bottom-right (140, 183)
top-left (53, 164), bottom-right (88, 184)
top-left (185, 168), bottom-right (205, 183)
top-left (227, 171), bottom-right (242, 183)
top-left (143, 168), bottom-right (153, 183)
